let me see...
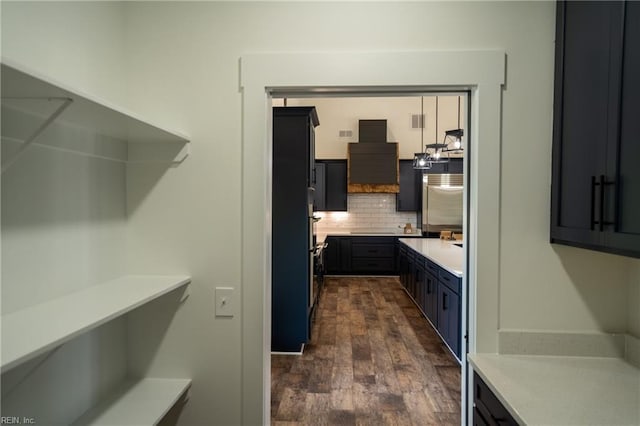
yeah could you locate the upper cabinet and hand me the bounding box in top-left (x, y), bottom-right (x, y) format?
top-left (551, 1), bottom-right (640, 258)
top-left (315, 160), bottom-right (348, 212)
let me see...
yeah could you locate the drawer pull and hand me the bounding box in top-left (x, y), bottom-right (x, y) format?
top-left (442, 275), bottom-right (450, 282)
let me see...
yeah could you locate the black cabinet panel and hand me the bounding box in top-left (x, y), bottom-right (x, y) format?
top-left (314, 160), bottom-right (347, 212)
top-left (473, 373), bottom-right (520, 426)
top-left (438, 283), bottom-right (460, 358)
top-left (552, 1), bottom-right (640, 258)
top-left (325, 161), bottom-right (348, 211)
top-left (325, 236), bottom-right (352, 274)
top-left (397, 160), bottom-right (422, 211)
top-left (424, 269), bottom-right (438, 326)
top-left (351, 243), bottom-right (395, 258)
top-left (608, 1), bottom-right (640, 253)
top-left (272, 107), bottom-right (318, 352)
top-left (314, 162), bottom-right (326, 211)
top-left (551, 1), bottom-right (618, 246)
top-left (397, 242), bottom-right (461, 360)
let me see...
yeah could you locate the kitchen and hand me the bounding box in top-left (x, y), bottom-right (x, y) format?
top-left (270, 94), bottom-right (469, 422)
top-left (1, 2), bottom-right (639, 425)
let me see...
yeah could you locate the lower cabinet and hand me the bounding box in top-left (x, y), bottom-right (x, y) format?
top-left (325, 236), bottom-right (352, 274)
top-left (438, 283), bottom-right (461, 358)
top-left (325, 236), bottom-right (397, 275)
top-left (473, 372), bottom-right (519, 426)
top-left (398, 242), bottom-right (462, 360)
top-left (423, 269), bottom-right (439, 326)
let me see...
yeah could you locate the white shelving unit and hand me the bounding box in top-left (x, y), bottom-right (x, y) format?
top-left (1, 59), bottom-right (193, 424)
top-left (1, 60), bottom-right (190, 171)
top-left (1, 275), bottom-right (191, 372)
top-left (72, 378), bottom-right (192, 425)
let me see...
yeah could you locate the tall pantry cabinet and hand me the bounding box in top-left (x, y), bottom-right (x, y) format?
top-left (272, 106), bottom-right (319, 352)
top-left (1, 62), bottom-right (192, 424)
top-left (551, 0), bottom-right (640, 258)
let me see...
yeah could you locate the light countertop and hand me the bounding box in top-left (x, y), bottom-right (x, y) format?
top-left (468, 353), bottom-right (640, 425)
top-left (398, 238), bottom-right (463, 277)
top-left (317, 228), bottom-right (422, 245)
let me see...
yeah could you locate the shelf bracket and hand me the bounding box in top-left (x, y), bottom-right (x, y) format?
top-left (1, 96), bottom-right (73, 174)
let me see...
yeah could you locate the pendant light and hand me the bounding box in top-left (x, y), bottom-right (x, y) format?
top-left (425, 96), bottom-right (449, 164)
top-left (412, 96), bottom-right (431, 169)
top-left (443, 95), bottom-right (464, 152)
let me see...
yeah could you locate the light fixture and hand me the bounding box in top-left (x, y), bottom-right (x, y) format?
top-left (443, 96), bottom-right (464, 152)
top-left (413, 96), bottom-right (432, 169)
top-left (414, 95), bottom-right (458, 169)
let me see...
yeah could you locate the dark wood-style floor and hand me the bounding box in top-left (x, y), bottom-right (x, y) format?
top-left (271, 276), bottom-right (461, 425)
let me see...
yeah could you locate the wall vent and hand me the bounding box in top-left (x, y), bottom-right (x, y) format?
top-left (339, 130), bottom-right (353, 138)
top-left (412, 114), bottom-right (425, 129)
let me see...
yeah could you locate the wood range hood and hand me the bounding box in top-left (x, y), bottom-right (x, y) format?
top-left (348, 119), bottom-right (399, 193)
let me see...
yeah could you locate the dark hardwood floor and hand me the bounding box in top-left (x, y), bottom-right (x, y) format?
top-left (271, 276), bottom-right (461, 425)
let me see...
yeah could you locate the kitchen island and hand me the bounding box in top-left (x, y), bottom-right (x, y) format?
top-left (398, 238), bottom-right (464, 360)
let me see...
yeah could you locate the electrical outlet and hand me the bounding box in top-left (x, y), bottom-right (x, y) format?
top-left (215, 287), bottom-right (235, 317)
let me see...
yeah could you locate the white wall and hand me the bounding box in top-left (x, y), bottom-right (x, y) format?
top-left (284, 96), bottom-right (465, 159)
top-left (1, 3), bottom-right (130, 423)
top-left (3, 2), bottom-right (640, 425)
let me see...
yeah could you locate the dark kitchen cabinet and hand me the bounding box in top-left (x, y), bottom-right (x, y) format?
top-left (423, 268), bottom-right (438, 327)
top-left (325, 236), bottom-right (352, 274)
top-left (473, 372), bottom-right (519, 426)
top-left (397, 242), bottom-right (461, 361)
top-left (351, 238), bottom-right (396, 274)
top-left (551, 1), bottom-right (640, 258)
top-left (414, 260), bottom-right (427, 312)
top-left (272, 106), bottom-right (319, 352)
top-left (397, 160), bottom-right (422, 212)
top-left (313, 162), bottom-right (326, 211)
top-left (314, 160), bottom-right (347, 212)
top-left (438, 280), bottom-right (461, 359)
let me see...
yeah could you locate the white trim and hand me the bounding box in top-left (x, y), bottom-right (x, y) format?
top-left (240, 50), bottom-right (505, 425)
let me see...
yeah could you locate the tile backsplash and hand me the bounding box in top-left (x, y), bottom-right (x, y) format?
top-left (315, 193), bottom-right (418, 231)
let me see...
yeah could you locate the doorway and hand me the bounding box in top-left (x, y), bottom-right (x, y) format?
top-left (240, 50), bottom-right (505, 425)
top-left (270, 92), bottom-right (469, 423)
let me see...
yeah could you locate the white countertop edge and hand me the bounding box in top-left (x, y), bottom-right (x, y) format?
top-left (468, 353), bottom-right (640, 426)
top-left (398, 238), bottom-right (463, 277)
top-left (468, 354), bottom-right (527, 425)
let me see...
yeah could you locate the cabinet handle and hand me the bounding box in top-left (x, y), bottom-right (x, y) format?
top-left (442, 275), bottom-right (450, 282)
top-left (443, 293), bottom-right (448, 310)
top-left (590, 175), bottom-right (597, 231)
top-left (593, 175), bottom-right (616, 231)
top-left (599, 174), bottom-right (606, 232)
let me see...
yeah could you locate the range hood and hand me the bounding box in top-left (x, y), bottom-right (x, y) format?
top-left (348, 120), bottom-right (399, 193)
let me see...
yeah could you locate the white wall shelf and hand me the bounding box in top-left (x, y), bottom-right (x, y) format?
top-left (1, 60), bottom-right (190, 169)
top-left (1, 275), bottom-right (191, 372)
top-left (72, 378), bottom-right (191, 425)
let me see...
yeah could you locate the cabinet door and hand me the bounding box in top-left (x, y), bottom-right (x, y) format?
top-left (607, 1), bottom-right (640, 256)
top-left (397, 160), bottom-right (421, 211)
top-left (438, 283), bottom-right (460, 359)
top-left (325, 160), bottom-right (348, 211)
top-left (551, 1), bottom-right (621, 247)
top-left (424, 270), bottom-right (438, 327)
top-left (314, 162), bottom-right (326, 211)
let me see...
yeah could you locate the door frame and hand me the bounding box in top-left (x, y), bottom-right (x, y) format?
top-left (240, 50), bottom-right (505, 425)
